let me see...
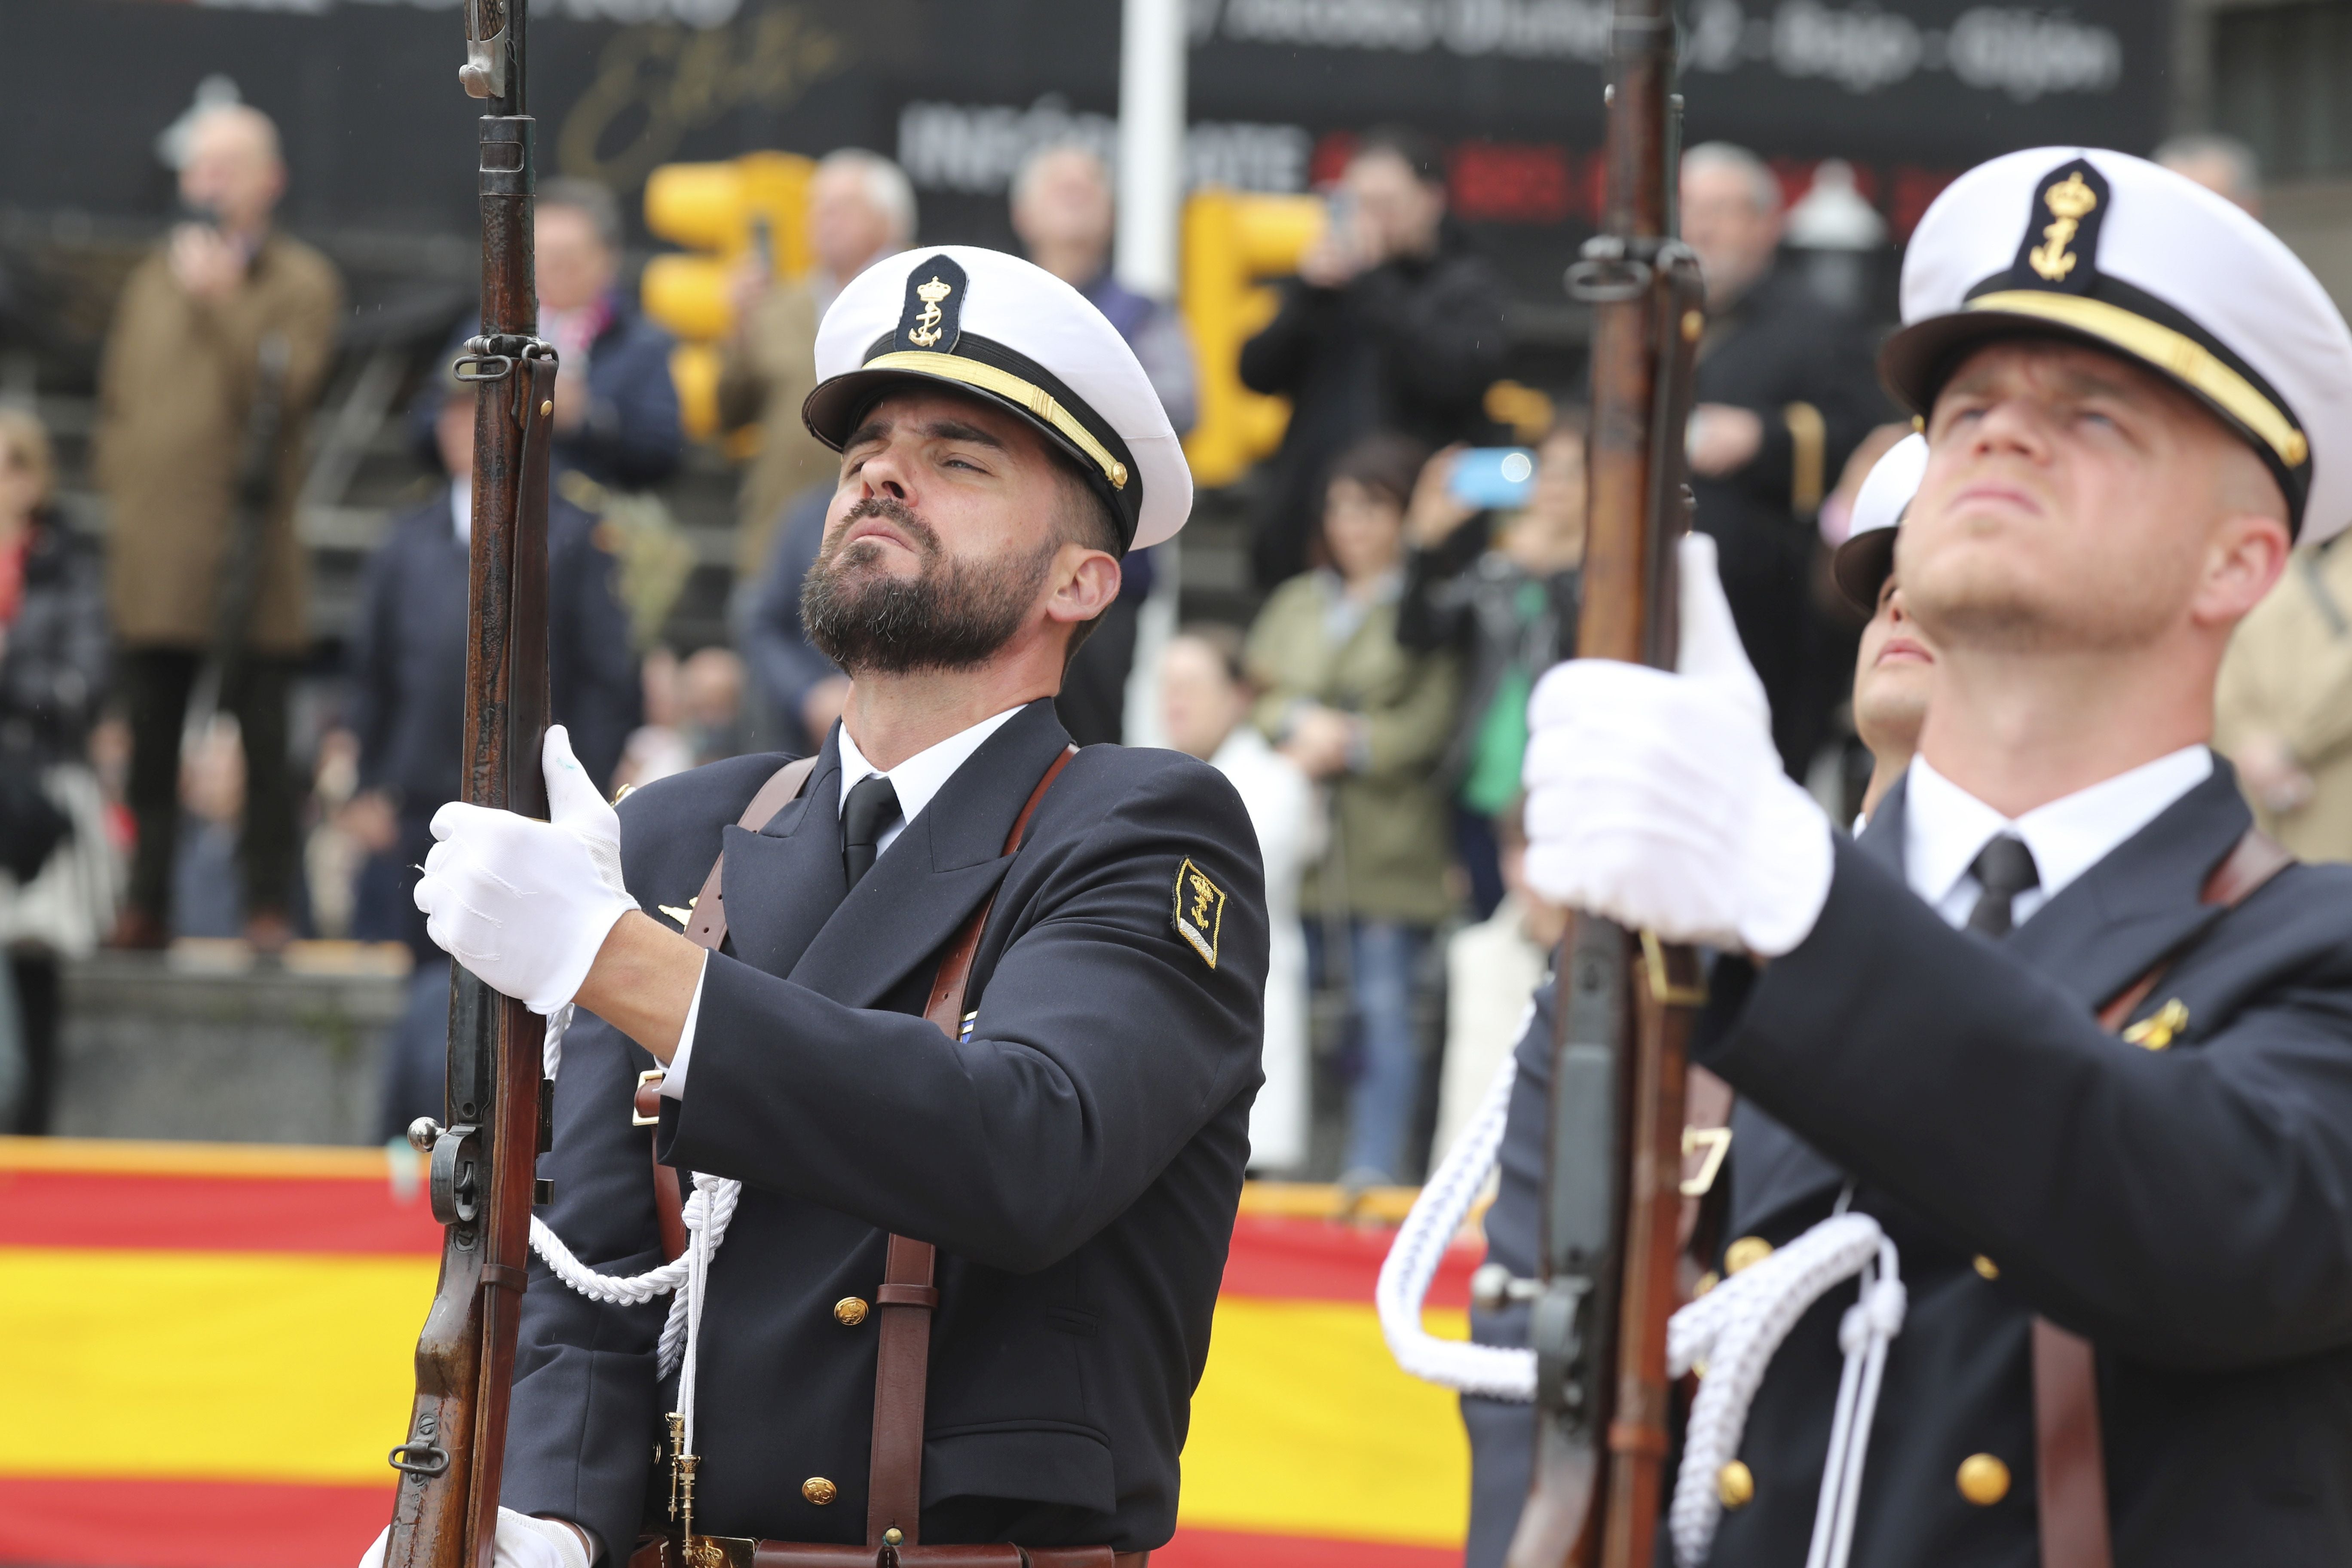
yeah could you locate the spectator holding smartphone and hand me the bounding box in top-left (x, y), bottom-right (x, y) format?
top-left (1396, 416), bottom-right (1587, 916)
top-left (1240, 127), bottom-right (1507, 591)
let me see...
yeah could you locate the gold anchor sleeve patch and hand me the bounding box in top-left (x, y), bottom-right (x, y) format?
top-left (1172, 858), bottom-right (1226, 970)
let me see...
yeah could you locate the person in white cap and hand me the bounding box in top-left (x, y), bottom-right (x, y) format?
top-left (389, 247), bottom-right (1264, 1568)
top-left (1517, 148), bottom-right (2352, 1564)
top-left (1831, 431), bottom-right (1937, 820)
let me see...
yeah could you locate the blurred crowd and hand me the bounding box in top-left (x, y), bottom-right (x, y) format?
top-left (7, 100), bottom-right (2346, 1188)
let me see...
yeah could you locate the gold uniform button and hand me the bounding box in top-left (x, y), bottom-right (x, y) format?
top-left (834, 1296), bottom-right (870, 1326)
top-left (1973, 1255), bottom-right (2000, 1281)
top-left (803, 1476), bottom-right (839, 1506)
top-left (1957, 1453), bottom-right (2010, 1506)
top-left (1717, 1460), bottom-right (1755, 1509)
top-left (1693, 1270), bottom-right (1721, 1298)
top-left (1724, 1236), bottom-right (1774, 1275)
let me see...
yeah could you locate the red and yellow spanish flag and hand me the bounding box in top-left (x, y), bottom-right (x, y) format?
top-left (0, 1139), bottom-right (1480, 1567)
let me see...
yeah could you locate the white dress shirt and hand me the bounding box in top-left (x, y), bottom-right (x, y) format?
top-left (1902, 744), bottom-right (2214, 930)
top-left (660, 706), bottom-right (1026, 1099)
top-left (451, 482), bottom-right (472, 545)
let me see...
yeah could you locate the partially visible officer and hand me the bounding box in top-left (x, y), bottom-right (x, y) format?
top-left (1455, 430), bottom-right (1933, 1568)
top-left (389, 248), bottom-right (1265, 1565)
top-left (1518, 147), bottom-right (2352, 1565)
top-left (1680, 142), bottom-right (1889, 779)
top-left (356, 376), bottom-right (639, 1138)
top-left (1830, 431), bottom-right (1938, 819)
top-left (96, 102), bottom-right (343, 948)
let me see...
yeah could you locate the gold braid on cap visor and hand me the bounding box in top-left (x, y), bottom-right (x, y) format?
top-left (862, 350), bottom-right (1130, 490)
top-left (1968, 291), bottom-right (2311, 469)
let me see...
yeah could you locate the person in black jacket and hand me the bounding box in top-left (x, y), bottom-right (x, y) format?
top-left (1681, 143), bottom-right (1890, 778)
top-left (360, 381), bottom-right (640, 1136)
top-left (1239, 126), bottom-right (1508, 590)
top-left (0, 407), bottom-right (109, 1135)
top-left (414, 180), bottom-right (683, 494)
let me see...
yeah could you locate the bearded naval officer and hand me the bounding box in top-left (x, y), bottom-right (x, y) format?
top-left (389, 248), bottom-right (1267, 1568)
top-left (1512, 148), bottom-right (2352, 1565)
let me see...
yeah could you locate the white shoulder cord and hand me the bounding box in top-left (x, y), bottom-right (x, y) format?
top-left (1665, 1206), bottom-right (1903, 1568)
top-left (1380, 1020), bottom-right (1907, 1568)
top-left (1375, 1011), bottom-right (1538, 1401)
top-left (524, 1005), bottom-right (743, 1387)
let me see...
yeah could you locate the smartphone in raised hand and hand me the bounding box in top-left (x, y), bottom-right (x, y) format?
top-left (1447, 447), bottom-right (1538, 510)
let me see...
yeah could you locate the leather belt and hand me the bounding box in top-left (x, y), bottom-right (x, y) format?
top-left (627, 1542), bottom-right (1143, 1567)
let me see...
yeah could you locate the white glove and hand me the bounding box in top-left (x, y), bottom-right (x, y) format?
top-left (1521, 532), bottom-right (1834, 957)
top-left (414, 725), bottom-right (638, 1014)
top-left (357, 1509), bottom-right (592, 1568)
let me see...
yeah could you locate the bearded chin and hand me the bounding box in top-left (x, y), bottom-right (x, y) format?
top-left (801, 535), bottom-right (1054, 677)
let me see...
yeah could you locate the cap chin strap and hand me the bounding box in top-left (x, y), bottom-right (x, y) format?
top-left (864, 349), bottom-right (1132, 493)
top-left (1966, 290), bottom-right (2310, 469)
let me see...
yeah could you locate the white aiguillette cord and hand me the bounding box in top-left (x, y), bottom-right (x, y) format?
top-left (1380, 1041), bottom-right (1905, 1568)
top-left (524, 1005), bottom-right (740, 1389)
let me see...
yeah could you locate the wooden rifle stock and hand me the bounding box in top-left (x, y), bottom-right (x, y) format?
top-left (1505, 4), bottom-right (1705, 1566)
top-left (383, 2), bottom-right (556, 1563)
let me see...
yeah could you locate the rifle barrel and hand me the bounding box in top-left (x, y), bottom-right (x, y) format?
top-left (383, 1), bottom-right (554, 1562)
top-left (1507, 4), bottom-right (1705, 1565)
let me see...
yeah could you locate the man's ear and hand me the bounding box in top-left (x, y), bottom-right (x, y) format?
top-left (2193, 511), bottom-right (2291, 629)
top-left (1044, 546), bottom-right (1122, 628)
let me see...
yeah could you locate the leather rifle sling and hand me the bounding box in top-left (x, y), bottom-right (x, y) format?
top-left (867, 744), bottom-right (1075, 1550)
top-left (637, 755), bottom-right (821, 1262)
top-left (2032, 825), bottom-right (2292, 1568)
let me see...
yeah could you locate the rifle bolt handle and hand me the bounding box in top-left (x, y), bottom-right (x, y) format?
top-left (406, 1117), bottom-right (444, 1153)
top-left (1470, 1262), bottom-right (1544, 1313)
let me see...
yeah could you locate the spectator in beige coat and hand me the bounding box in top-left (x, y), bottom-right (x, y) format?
top-left (2215, 536), bottom-right (2352, 861)
top-left (95, 102), bottom-right (342, 948)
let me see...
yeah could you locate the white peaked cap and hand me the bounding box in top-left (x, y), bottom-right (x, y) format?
top-left (802, 245), bottom-right (1192, 552)
top-left (1831, 432), bottom-right (1929, 611)
top-left (1883, 147), bottom-right (2352, 543)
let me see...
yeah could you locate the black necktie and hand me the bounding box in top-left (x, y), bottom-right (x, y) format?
top-left (1966, 834), bottom-right (2040, 937)
top-left (842, 774), bottom-right (902, 889)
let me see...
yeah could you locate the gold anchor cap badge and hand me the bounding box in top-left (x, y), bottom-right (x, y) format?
top-left (908, 276), bottom-right (953, 347)
top-left (2028, 171), bottom-right (2099, 283)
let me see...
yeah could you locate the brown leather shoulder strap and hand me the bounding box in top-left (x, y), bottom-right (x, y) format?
top-left (641, 756), bottom-right (824, 1264)
top-left (683, 754), bottom-right (823, 952)
top-left (868, 743), bottom-right (1075, 1549)
top-left (2033, 1318), bottom-right (2113, 1568)
top-left (2040, 824), bottom-right (2294, 1568)
top-left (2093, 826), bottom-right (2293, 1031)
top-left (922, 747), bottom-right (1077, 1037)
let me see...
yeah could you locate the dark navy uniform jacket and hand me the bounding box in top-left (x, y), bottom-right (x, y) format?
top-left (502, 700), bottom-right (1266, 1558)
top-left (1470, 761), bottom-right (2352, 1566)
top-left (352, 488), bottom-right (638, 807)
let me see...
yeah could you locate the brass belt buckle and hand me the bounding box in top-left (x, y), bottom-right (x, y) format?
top-left (634, 1069), bottom-right (667, 1126)
top-left (1680, 1125), bottom-right (1733, 1197)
